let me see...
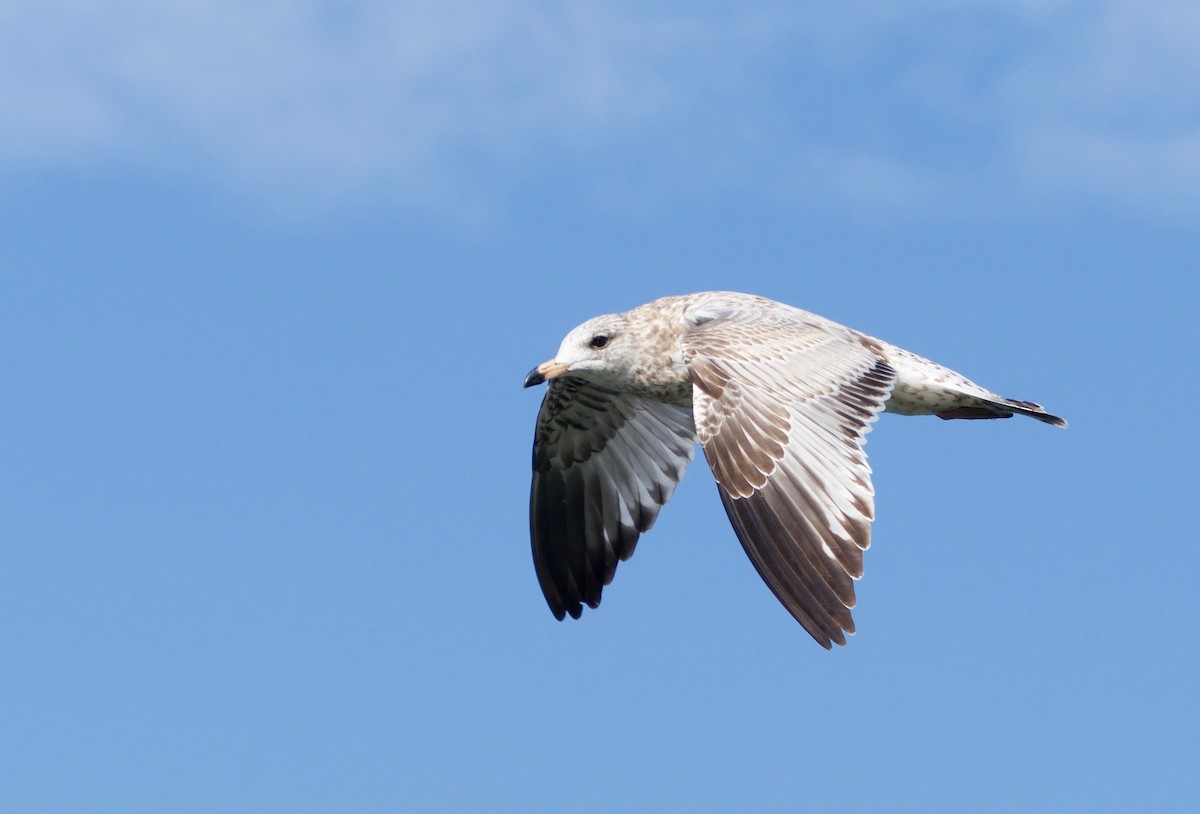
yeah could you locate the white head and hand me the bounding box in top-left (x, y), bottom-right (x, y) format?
top-left (523, 312), bottom-right (638, 389)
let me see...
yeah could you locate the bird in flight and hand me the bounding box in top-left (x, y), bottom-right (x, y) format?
top-left (523, 292), bottom-right (1065, 648)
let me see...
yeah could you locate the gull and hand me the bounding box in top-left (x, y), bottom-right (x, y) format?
top-left (522, 292), bottom-right (1065, 648)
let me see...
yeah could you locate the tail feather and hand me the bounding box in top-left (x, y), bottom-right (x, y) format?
top-left (1003, 398), bottom-right (1068, 427)
top-left (937, 397), bottom-right (1067, 428)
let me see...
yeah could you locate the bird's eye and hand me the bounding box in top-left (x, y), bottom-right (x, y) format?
top-left (589, 335), bottom-right (610, 349)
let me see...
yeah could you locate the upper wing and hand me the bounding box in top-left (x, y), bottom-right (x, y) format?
top-left (682, 308), bottom-right (897, 648)
top-left (530, 376), bottom-right (697, 620)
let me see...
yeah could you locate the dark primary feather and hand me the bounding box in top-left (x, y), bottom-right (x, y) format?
top-left (530, 377), bottom-right (696, 620)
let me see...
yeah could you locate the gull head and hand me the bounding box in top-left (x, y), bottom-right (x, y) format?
top-left (523, 313), bottom-right (634, 389)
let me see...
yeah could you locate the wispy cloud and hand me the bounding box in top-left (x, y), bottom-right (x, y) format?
top-left (3, 1), bottom-right (1197, 221)
top-left (994, 0), bottom-right (1200, 218)
top-left (0, 1), bottom-right (717, 216)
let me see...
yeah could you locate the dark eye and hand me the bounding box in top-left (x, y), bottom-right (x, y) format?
top-left (589, 335), bottom-right (610, 349)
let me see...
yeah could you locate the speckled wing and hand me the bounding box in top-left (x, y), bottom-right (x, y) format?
top-left (530, 377), bottom-right (697, 620)
top-left (682, 307), bottom-right (897, 648)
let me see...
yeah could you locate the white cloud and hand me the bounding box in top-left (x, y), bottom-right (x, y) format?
top-left (994, 0), bottom-right (1200, 217)
top-left (0, 1), bottom-right (717, 215)
top-left (2, 1), bottom-right (1197, 221)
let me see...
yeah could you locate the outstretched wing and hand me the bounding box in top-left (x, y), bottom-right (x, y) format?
top-left (682, 307), bottom-right (896, 648)
top-left (530, 376), bottom-right (697, 620)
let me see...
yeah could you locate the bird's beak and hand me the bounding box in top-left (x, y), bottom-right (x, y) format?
top-left (524, 359), bottom-right (570, 388)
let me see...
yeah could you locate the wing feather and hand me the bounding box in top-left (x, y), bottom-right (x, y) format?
top-left (530, 377), bottom-right (697, 620)
top-left (683, 307), bottom-right (896, 648)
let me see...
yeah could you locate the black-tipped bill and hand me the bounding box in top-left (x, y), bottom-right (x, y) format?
top-left (524, 360), bottom-right (570, 388)
top-left (524, 366), bottom-right (546, 388)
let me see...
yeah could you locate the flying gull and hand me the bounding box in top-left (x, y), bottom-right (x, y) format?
top-left (523, 291), bottom-right (1065, 648)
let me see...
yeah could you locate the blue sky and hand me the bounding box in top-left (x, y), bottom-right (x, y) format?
top-left (2, 2), bottom-right (1197, 812)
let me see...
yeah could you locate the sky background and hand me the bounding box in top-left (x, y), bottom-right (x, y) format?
top-left (2, 2), bottom-right (1198, 812)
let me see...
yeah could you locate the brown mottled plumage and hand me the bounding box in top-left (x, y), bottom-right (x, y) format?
top-left (523, 292), bottom-right (1065, 648)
